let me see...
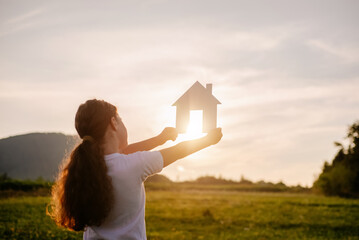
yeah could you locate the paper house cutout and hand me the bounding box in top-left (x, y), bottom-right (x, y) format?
top-left (172, 81), bottom-right (221, 133)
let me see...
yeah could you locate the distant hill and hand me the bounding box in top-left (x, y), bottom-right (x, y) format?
top-left (0, 133), bottom-right (79, 180)
top-left (146, 174), bottom-right (172, 183)
top-left (0, 133), bottom-right (174, 182)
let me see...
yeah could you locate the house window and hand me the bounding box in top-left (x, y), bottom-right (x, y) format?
top-left (187, 110), bottom-right (203, 135)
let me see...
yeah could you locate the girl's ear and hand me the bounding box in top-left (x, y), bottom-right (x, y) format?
top-left (110, 116), bottom-right (118, 130)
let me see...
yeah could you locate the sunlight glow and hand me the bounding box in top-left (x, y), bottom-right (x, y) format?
top-left (177, 165), bottom-right (185, 172)
top-left (180, 110), bottom-right (206, 140)
top-left (187, 110), bottom-right (203, 133)
top-left (171, 110), bottom-right (206, 155)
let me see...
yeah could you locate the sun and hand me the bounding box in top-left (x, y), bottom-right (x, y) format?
top-left (183, 110), bottom-right (206, 140)
top-left (186, 110), bottom-right (203, 134)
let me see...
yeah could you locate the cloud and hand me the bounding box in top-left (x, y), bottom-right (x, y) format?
top-left (307, 39), bottom-right (359, 64)
top-left (1, 0), bottom-right (359, 185)
top-left (4, 8), bottom-right (44, 25)
top-left (0, 7), bottom-right (46, 37)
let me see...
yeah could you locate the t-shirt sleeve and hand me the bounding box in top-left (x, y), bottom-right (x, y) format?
top-left (130, 151), bottom-right (163, 182)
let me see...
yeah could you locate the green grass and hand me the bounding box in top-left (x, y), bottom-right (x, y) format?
top-left (0, 188), bottom-right (358, 240)
top-left (146, 191), bottom-right (359, 239)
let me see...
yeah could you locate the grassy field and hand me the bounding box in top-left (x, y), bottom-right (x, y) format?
top-left (0, 186), bottom-right (358, 240)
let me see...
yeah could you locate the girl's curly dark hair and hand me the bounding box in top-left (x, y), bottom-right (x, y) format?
top-left (48, 99), bottom-right (116, 231)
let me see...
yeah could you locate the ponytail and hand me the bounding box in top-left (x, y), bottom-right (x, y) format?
top-left (48, 99), bottom-right (116, 231)
top-left (48, 140), bottom-right (114, 231)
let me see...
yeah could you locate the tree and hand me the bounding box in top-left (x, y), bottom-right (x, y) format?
top-left (313, 121), bottom-right (359, 198)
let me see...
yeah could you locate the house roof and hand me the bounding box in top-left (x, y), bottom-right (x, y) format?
top-left (172, 81), bottom-right (221, 107)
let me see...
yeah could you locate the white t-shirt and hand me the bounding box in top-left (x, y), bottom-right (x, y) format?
top-left (83, 151), bottom-right (163, 240)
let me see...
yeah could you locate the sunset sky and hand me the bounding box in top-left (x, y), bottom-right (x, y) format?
top-left (1, 0), bottom-right (359, 186)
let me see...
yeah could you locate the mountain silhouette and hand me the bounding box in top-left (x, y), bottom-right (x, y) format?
top-left (0, 133), bottom-right (79, 180)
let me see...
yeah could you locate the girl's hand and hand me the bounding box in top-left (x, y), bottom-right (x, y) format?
top-left (206, 128), bottom-right (223, 145)
top-left (159, 127), bottom-right (178, 142)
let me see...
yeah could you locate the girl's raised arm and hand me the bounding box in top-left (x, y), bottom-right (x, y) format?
top-left (123, 127), bottom-right (178, 154)
top-left (160, 128), bottom-right (222, 167)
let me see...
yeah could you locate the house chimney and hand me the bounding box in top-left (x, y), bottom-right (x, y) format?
top-left (206, 83), bottom-right (212, 94)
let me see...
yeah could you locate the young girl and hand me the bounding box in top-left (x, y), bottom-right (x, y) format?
top-left (48, 99), bottom-right (222, 239)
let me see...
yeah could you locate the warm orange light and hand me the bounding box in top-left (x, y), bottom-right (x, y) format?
top-left (179, 110), bottom-right (206, 140)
